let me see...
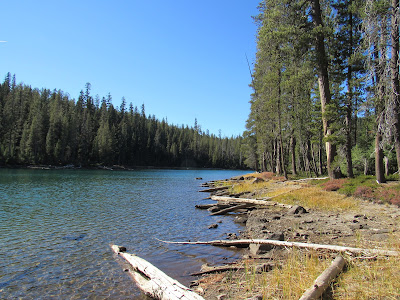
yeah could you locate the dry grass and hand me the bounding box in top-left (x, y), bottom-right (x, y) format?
top-left (262, 250), bottom-right (332, 299)
top-left (231, 177), bottom-right (359, 211)
top-left (330, 232), bottom-right (400, 299)
top-left (230, 180), bottom-right (274, 195)
top-left (204, 175), bottom-right (400, 299)
top-left (270, 186), bottom-right (359, 211)
top-left (214, 239), bottom-right (400, 299)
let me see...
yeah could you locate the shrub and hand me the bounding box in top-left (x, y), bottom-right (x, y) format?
top-left (378, 189), bottom-right (400, 206)
top-left (353, 186), bottom-right (375, 200)
top-left (321, 179), bottom-right (348, 191)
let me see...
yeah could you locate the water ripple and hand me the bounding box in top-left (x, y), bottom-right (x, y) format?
top-left (0, 169), bottom-right (249, 299)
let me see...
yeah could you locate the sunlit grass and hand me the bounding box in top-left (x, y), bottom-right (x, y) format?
top-left (332, 233), bottom-right (400, 299)
top-left (220, 235), bottom-right (400, 299)
top-left (266, 186), bottom-right (359, 211)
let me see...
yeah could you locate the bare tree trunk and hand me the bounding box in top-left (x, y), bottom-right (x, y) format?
top-left (384, 156), bottom-right (389, 176)
top-left (291, 135), bottom-right (297, 176)
top-left (345, 9), bottom-right (355, 178)
top-left (311, 143), bottom-right (320, 177)
top-left (364, 158), bottom-right (368, 175)
top-left (319, 131), bottom-right (324, 175)
top-left (277, 69), bottom-right (288, 179)
top-left (311, 0), bottom-right (339, 179)
top-left (391, 0), bottom-right (400, 174)
top-left (375, 131), bottom-right (386, 183)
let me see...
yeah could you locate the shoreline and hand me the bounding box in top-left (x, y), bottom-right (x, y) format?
top-left (0, 163), bottom-right (249, 172)
top-left (191, 173), bottom-right (400, 299)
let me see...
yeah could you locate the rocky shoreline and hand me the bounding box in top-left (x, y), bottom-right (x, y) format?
top-left (192, 174), bottom-right (400, 299)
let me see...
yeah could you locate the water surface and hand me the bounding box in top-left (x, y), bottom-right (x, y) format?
top-left (0, 168), bottom-right (249, 299)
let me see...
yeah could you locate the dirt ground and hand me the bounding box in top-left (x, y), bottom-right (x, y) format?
top-left (192, 179), bottom-right (400, 300)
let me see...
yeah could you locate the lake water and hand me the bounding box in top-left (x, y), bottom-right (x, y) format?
top-left (0, 168), bottom-right (250, 299)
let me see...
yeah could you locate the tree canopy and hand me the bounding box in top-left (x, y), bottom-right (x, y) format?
top-left (244, 0), bottom-right (400, 181)
top-left (0, 74), bottom-right (244, 169)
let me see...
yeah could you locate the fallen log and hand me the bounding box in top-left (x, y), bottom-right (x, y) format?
top-left (195, 204), bottom-right (219, 209)
top-left (210, 196), bottom-right (293, 209)
top-left (210, 203), bottom-right (254, 215)
top-left (199, 186), bottom-right (229, 193)
top-left (156, 239), bottom-right (399, 257)
top-left (190, 264), bottom-right (245, 276)
top-left (111, 245), bottom-right (205, 300)
top-left (299, 256), bottom-right (346, 300)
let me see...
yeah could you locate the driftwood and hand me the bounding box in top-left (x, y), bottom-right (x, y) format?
top-left (210, 203), bottom-right (253, 215)
top-left (210, 196), bottom-right (293, 209)
top-left (299, 256), bottom-right (346, 300)
top-left (195, 204), bottom-right (219, 209)
top-left (199, 186), bottom-right (229, 193)
top-left (156, 239), bottom-right (399, 257)
top-left (111, 245), bottom-right (204, 300)
top-left (190, 264), bottom-right (245, 276)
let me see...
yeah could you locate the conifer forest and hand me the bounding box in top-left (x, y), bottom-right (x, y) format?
top-left (0, 76), bottom-right (243, 169)
top-left (2, 0), bottom-right (400, 179)
top-left (244, 0), bottom-right (400, 181)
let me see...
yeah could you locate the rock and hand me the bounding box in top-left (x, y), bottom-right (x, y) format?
top-left (255, 263), bottom-right (273, 274)
top-left (252, 177), bottom-right (265, 184)
top-left (247, 295), bottom-right (263, 300)
top-left (227, 233), bottom-right (238, 239)
top-left (217, 294), bottom-right (228, 300)
top-left (234, 215), bottom-right (248, 224)
top-left (268, 232), bottom-right (284, 241)
top-left (208, 223), bottom-right (218, 229)
top-left (249, 232), bottom-right (284, 255)
top-left (287, 205), bottom-right (308, 215)
top-left (371, 228), bottom-right (390, 234)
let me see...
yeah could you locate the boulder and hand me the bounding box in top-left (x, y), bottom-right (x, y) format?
top-left (249, 232), bottom-right (284, 256)
top-left (287, 205), bottom-right (307, 215)
top-left (252, 177), bottom-right (265, 184)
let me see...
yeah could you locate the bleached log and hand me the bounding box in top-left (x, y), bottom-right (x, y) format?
top-left (210, 196), bottom-right (293, 209)
top-left (299, 256), bottom-right (346, 300)
top-left (111, 245), bottom-right (205, 300)
top-left (210, 203), bottom-right (254, 215)
top-left (156, 239), bottom-right (399, 257)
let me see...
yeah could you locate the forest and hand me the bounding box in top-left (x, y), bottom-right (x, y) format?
top-left (3, 0), bottom-right (400, 178)
top-left (0, 74), bottom-right (244, 169)
top-left (243, 0), bottom-right (400, 182)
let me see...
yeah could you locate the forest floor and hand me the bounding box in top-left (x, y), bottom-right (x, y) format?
top-left (192, 173), bottom-right (400, 299)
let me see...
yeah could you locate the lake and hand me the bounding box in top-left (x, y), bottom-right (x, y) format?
top-left (0, 168), bottom-right (250, 299)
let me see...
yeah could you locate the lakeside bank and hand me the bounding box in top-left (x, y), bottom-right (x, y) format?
top-left (189, 172), bottom-right (400, 299)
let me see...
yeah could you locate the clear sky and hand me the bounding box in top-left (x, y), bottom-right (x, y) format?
top-left (0, 1), bottom-right (260, 137)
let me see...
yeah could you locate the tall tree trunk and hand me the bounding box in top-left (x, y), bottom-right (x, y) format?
top-left (391, 0), bottom-right (400, 174)
top-left (277, 69), bottom-right (287, 179)
top-left (311, 0), bottom-right (339, 179)
top-left (318, 132), bottom-right (323, 175)
top-left (345, 8), bottom-right (354, 178)
top-left (291, 135), bottom-right (297, 176)
top-left (375, 131), bottom-right (386, 183)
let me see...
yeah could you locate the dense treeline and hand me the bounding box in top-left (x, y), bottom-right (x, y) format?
top-left (243, 0), bottom-right (400, 182)
top-left (0, 73), bottom-right (244, 169)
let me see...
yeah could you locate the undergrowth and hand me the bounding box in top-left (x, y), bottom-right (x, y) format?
top-left (318, 176), bottom-right (400, 206)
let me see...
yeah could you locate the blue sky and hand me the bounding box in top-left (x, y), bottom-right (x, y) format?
top-left (0, 1), bottom-right (259, 137)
